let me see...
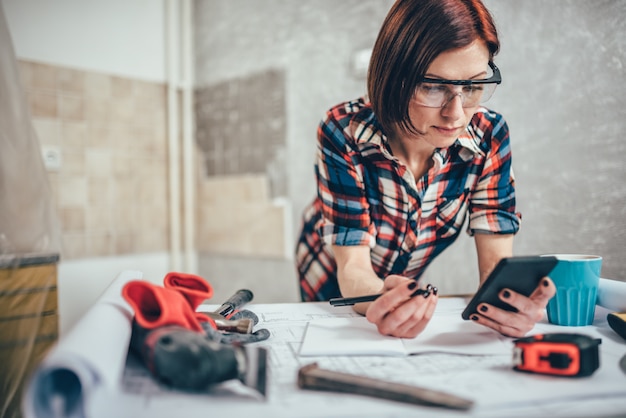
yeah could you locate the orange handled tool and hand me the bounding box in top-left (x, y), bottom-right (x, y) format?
top-left (512, 333), bottom-right (601, 377)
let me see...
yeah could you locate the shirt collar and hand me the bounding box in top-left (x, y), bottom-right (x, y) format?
top-left (350, 107), bottom-right (485, 159)
top-left (454, 124), bottom-right (485, 157)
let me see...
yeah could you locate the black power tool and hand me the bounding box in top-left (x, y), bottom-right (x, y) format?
top-left (130, 323), bottom-right (268, 395)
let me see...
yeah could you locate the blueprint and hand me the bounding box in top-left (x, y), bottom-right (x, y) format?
top-left (23, 270), bottom-right (626, 418)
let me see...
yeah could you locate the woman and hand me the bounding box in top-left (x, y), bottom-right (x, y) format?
top-left (295, 0), bottom-right (555, 339)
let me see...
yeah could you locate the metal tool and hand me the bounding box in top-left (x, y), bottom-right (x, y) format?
top-left (200, 289), bottom-right (255, 334)
top-left (513, 333), bottom-right (601, 377)
top-left (211, 316), bottom-right (253, 334)
top-left (131, 323), bottom-right (267, 396)
top-left (216, 289), bottom-right (253, 316)
top-left (297, 363), bottom-right (473, 410)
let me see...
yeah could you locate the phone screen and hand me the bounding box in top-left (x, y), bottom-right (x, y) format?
top-left (461, 255), bottom-right (558, 320)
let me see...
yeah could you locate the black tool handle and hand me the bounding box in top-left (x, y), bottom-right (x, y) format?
top-left (143, 326), bottom-right (240, 389)
top-left (216, 289), bottom-right (254, 317)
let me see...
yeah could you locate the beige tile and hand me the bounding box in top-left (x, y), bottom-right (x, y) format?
top-left (137, 179), bottom-right (167, 205)
top-left (135, 157), bottom-right (162, 180)
top-left (110, 97), bottom-right (134, 124)
top-left (114, 233), bottom-right (134, 254)
top-left (136, 203), bottom-right (167, 230)
top-left (200, 174), bottom-right (270, 205)
top-left (58, 176), bottom-right (87, 207)
top-left (59, 206), bottom-right (86, 231)
top-left (198, 202), bottom-right (285, 258)
top-left (31, 62), bottom-right (57, 91)
top-left (61, 151), bottom-right (85, 175)
top-left (59, 95), bottom-right (85, 121)
top-left (134, 79), bottom-right (165, 101)
top-left (113, 177), bottom-right (137, 203)
top-left (87, 178), bottom-right (111, 206)
top-left (111, 76), bottom-right (133, 99)
top-left (112, 155), bottom-right (132, 178)
top-left (87, 122), bottom-right (113, 147)
top-left (84, 98), bottom-right (112, 125)
top-left (58, 68), bottom-right (84, 95)
top-left (30, 91), bottom-right (58, 118)
top-left (84, 72), bottom-right (111, 98)
top-left (32, 119), bottom-right (61, 146)
top-left (61, 232), bottom-right (87, 259)
top-left (85, 206), bottom-right (111, 232)
top-left (85, 149), bottom-right (112, 178)
top-left (88, 232), bottom-right (114, 256)
top-left (111, 204), bottom-right (135, 231)
top-left (128, 125), bottom-right (150, 153)
top-left (135, 228), bottom-right (168, 253)
top-left (61, 122), bottom-right (87, 148)
top-left (109, 125), bottom-right (133, 153)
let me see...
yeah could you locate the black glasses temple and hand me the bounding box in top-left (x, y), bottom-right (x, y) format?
top-left (420, 62), bottom-right (501, 85)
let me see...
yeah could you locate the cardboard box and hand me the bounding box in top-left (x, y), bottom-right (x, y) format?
top-left (0, 253), bottom-right (59, 418)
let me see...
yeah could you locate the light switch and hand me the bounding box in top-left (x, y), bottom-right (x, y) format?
top-left (41, 145), bottom-right (62, 171)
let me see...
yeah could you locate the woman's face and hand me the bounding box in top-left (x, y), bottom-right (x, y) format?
top-left (405, 40), bottom-right (491, 149)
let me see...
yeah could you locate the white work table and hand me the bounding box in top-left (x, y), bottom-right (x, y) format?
top-left (24, 271), bottom-right (626, 418)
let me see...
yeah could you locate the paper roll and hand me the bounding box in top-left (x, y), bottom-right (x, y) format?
top-left (597, 278), bottom-right (626, 312)
top-left (22, 270), bottom-right (143, 418)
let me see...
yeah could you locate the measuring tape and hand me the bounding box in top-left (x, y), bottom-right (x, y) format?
top-left (513, 333), bottom-right (601, 377)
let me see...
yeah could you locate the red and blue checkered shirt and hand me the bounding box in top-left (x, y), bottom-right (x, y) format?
top-left (296, 96), bottom-right (521, 301)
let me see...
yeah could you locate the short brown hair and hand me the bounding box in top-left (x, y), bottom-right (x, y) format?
top-left (368, 0), bottom-right (500, 135)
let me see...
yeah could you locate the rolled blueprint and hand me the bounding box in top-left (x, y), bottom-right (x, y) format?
top-left (597, 278), bottom-right (626, 312)
top-left (23, 270), bottom-right (143, 418)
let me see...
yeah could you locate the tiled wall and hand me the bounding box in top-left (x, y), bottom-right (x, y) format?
top-left (18, 60), bottom-right (170, 259)
top-left (196, 174), bottom-right (287, 258)
top-left (194, 69), bottom-right (289, 259)
top-left (195, 69), bottom-right (287, 198)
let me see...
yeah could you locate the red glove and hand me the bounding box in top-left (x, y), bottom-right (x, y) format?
top-left (163, 272), bottom-right (213, 309)
top-left (122, 280), bottom-right (214, 333)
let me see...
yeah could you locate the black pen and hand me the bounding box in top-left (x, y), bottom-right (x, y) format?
top-left (329, 287), bottom-right (434, 307)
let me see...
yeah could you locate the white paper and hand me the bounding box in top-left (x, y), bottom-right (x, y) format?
top-left (87, 299), bottom-right (626, 418)
top-left (299, 304), bottom-right (512, 357)
top-left (22, 270), bottom-right (143, 418)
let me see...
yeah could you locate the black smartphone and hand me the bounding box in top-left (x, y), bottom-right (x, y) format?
top-left (461, 255), bottom-right (558, 320)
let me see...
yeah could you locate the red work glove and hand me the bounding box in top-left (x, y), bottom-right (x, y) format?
top-left (163, 272), bottom-right (213, 309)
top-left (122, 280), bottom-right (215, 333)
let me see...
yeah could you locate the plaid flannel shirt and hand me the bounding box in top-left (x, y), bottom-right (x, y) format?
top-left (296, 97), bottom-right (521, 301)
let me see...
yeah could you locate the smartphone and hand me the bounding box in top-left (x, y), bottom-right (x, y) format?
top-left (461, 255), bottom-right (558, 320)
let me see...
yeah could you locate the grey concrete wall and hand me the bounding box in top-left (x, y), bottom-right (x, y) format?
top-left (194, 0), bottom-right (626, 302)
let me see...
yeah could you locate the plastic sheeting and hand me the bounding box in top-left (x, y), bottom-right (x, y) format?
top-left (0, 4), bottom-right (62, 418)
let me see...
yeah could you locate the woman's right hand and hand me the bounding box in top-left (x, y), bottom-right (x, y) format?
top-left (364, 275), bottom-right (438, 338)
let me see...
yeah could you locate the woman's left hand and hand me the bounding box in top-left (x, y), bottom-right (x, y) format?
top-left (469, 276), bottom-right (556, 338)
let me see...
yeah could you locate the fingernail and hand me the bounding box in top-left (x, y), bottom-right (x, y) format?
top-left (426, 284), bottom-right (433, 291)
top-left (502, 290), bottom-right (511, 299)
top-left (543, 279), bottom-right (550, 287)
top-left (480, 305), bottom-right (488, 312)
top-left (422, 290), bottom-right (431, 298)
top-left (410, 288), bottom-right (425, 298)
top-left (432, 286), bottom-right (438, 296)
top-left (471, 315), bottom-right (479, 321)
top-left (408, 281), bottom-right (417, 290)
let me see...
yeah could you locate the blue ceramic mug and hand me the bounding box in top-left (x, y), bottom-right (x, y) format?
top-left (544, 254), bottom-right (602, 326)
